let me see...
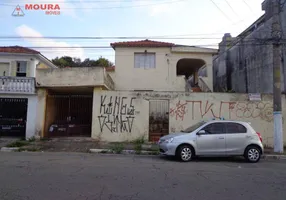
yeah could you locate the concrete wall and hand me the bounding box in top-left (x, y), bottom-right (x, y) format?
top-left (213, 0), bottom-right (286, 93)
top-left (91, 90), bottom-right (286, 147)
top-left (113, 47), bottom-right (215, 92)
top-left (35, 88), bottom-right (47, 138)
top-left (0, 93), bottom-right (38, 139)
top-left (36, 67), bottom-right (107, 87)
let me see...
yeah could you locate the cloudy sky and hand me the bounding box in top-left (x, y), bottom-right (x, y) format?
top-left (0, 0), bottom-right (265, 62)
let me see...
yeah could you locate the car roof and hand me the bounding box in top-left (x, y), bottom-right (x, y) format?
top-left (205, 120), bottom-right (251, 125)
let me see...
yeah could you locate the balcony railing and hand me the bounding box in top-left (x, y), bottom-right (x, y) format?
top-left (0, 76), bottom-right (35, 94)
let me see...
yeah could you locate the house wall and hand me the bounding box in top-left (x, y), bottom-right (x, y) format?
top-left (91, 90), bottom-right (286, 147)
top-left (0, 55), bottom-right (39, 77)
top-left (36, 67), bottom-right (106, 87)
top-left (0, 93), bottom-right (38, 139)
top-left (35, 88), bottom-right (47, 138)
top-left (213, 0), bottom-right (286, 93)
top-left (113, 47), bottom-right (214, 92)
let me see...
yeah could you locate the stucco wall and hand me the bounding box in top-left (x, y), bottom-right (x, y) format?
top-left (92, 90), bottom-right (286, 147)
top-left (113, 47), bottom-right (214, 92)
top-left (36, 67), bottom-right (106, 87)
top-left (213, 0), bottom-right (286, 93)
top-left (92, 89), bottom-right (149, 142)
top-left (35, 88), bottom-right (47, 138)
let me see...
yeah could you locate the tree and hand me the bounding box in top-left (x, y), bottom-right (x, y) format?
top-left (51, 56), bottom-right (114, 68)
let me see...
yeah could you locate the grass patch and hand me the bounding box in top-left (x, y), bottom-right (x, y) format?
top-left (40, 137), bottom-right (51, 141)
top-left (27, 137), bottom-right (36, 142)
top-left (110, 143), bottom-right (124, 154)
top-left (6, 140), bottom-right (30, 148)
top-left (132, 136), bottom-right (145, 155)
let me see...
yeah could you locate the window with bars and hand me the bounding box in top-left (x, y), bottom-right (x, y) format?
top-left (134, 53), bottom-right (156, 69)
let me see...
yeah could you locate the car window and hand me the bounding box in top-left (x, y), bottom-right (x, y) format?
top-left (226, 123), bottom-right (247, 133)
top-left (182, 121), bottom-right (207, 133)
top-left (203, 123), bottom-right (225, 134)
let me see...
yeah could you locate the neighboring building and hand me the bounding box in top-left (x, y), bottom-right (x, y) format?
top-left (109, 39), bottom-right (217, 92)
top-left (0, 46), bottom-right (56, 139)
top-left (213, 0), bottom-right (286, 93)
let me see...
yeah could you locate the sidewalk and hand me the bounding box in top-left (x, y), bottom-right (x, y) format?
top-left (1, 137), bottom-right (286, 160)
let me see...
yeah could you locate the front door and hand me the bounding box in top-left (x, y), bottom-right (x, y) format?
top-left (196, 122), bottom-right (226, 156)
top-left (149, 100), bottom-right (169, 142)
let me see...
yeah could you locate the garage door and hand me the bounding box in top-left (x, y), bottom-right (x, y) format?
top-left (0, 98), bottom-right (28, 137)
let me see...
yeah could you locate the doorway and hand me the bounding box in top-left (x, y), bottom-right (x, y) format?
top-left (45, 94), bottom-right (93, 137)
top-left (149, 100), bottom-right (169, 142)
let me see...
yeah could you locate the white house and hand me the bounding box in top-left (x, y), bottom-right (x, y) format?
top-left (109, 39), bottom-right (218, 92)
top-left (0, 46), bottom-right (57, 139)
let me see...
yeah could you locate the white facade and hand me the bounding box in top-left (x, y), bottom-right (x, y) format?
top-left (0, 50), bottom-right (56, 139)
top-left (111, 45), bottom-right (217, 92)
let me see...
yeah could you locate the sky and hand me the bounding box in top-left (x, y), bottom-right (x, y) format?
top-left (0, 0), bottom-right (265, 63)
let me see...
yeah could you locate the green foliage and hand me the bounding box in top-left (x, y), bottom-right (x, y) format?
top-left (110, 143), bottom-right (124, 154)
top-left (6, 140), bottom-right (30, 148)
top-left (28, 136), bottom-right (36, 142)
top-left (51, 56), bottom-right (114, 68)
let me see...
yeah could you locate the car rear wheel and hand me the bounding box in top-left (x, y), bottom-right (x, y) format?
top-left (244, 146), bottom-right (261, 163)
top-left (177, 145), bottom-right (194, 162)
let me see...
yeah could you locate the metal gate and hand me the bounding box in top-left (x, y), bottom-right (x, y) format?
top-left (149, 100), bottom-right (169, 142)
top-left (45, 94), bottom-right (93, 137)
top-left (0, 98), bottom-right (28, 137)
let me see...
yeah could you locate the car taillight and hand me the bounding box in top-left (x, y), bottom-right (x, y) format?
top-left (256, 132), bottom-right (262, 142)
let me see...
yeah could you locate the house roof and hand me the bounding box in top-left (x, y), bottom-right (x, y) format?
top-left (0, 46), bottom-right (40, 54)
top-left (0, 46), bottom-right (57, 68)
top-left (110, 39), bottom-right (175, 49)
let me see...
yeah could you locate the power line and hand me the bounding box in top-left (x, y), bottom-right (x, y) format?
top-left (0, 36), bottom-right (259, 40)
top-left (225, 0), bottom-right (241, 19)
top-left (209, 0), bottom-right (233, 23)
top-left (242, 0), bottom-right (255, 14)
top-left (0, 0), bottom-right (188, 10)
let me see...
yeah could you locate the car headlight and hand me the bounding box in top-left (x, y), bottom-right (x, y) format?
top-left (165, 137), bottom-right (174, 143)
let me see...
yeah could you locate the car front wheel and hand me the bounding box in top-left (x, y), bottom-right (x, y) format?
top-left (244, 146), bottom-right (261, 163)
top-left (177, 145), bottom-right (194, 162)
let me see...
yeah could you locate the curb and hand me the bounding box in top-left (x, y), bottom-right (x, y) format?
top-left (262, 154), bottom-right (286, 160)
top-left (90, 149), bottom-right (286, 160)
top-left (89, 149), bottom-right (158, 155)
top-left (0, 147), bottom-right (19, 152)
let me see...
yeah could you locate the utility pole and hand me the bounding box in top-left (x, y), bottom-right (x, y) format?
top-left (272, 0), bottom-right (283, 153)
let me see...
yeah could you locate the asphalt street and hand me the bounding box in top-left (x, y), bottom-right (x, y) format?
top-left (0, 152), bottom-right (286, 200)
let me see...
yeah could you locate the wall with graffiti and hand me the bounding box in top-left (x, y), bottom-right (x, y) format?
top-left (92, 90), bottom-right (149, 142)
top-left (92, 90), bottom-right (285, 146)
top-left (169, 93), bottom-right (278, 146)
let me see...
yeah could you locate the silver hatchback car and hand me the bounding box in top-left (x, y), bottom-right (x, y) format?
top-left (158, 120), bottom-right (264, 163)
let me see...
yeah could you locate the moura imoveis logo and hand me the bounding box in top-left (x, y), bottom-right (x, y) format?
top-left (12, 5), bottom-right (25, 17)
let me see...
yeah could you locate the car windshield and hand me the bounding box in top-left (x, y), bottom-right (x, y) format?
top-left (181, 121), bottom-right (207, 133)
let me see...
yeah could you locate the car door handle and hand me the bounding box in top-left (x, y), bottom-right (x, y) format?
top-left (218, 137), bottom-right (224, 139)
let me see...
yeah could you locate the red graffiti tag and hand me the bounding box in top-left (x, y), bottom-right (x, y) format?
top-left (169, 100), bottom-right (187, 121)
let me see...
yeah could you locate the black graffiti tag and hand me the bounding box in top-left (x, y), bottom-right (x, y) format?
top-left (98, 95), bottom-right (136, 133)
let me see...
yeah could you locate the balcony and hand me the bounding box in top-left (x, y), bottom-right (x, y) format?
top-left (36, 67), bottom-right (115, 90)
top-left (0, 76), bottom-right (35, 94)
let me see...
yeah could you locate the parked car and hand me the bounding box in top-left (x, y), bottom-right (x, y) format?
top-left (158, 120), bottom-right (264, 163)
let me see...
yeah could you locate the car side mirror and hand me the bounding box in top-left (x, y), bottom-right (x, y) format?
top-left (197, 130), bottom-right (206, 135)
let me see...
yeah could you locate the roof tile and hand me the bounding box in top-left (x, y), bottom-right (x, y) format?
top-left (0, 46), bottom-right (40, 54)
top-left (110, 39), bottom-right (174, 48)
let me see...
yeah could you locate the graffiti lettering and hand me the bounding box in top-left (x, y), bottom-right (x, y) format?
top-left (169, 100), bottom-right (188, 120)
top-left (170, 100), bottom-right (273, 122)
top-left (235, 102), bottom-right (273, 122)
top-left (98, 95), bottom-right (136, 133)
